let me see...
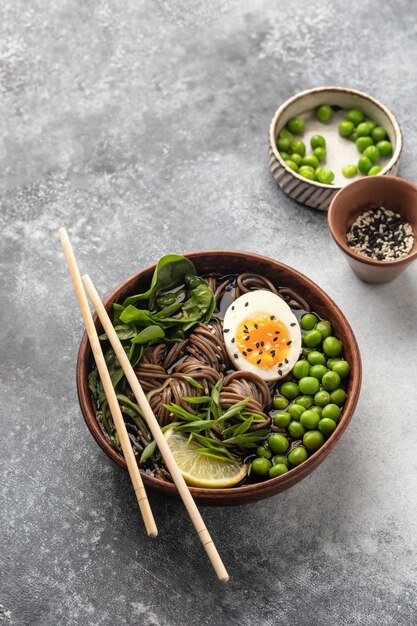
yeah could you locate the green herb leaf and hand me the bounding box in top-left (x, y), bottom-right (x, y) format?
top-left (181, 395), bottom-right (211, 404)
top-left (174, 419), bottom-right (217, 432)
top-left (216, 397), bottom-right (252, 424)
top-left (162, 403), bottom-right (197, 422)
top-left (182, 376), bottom-right (204, 390)
top-left (140, 440), bottom-right (157, 464)
top-left (194, 449), bottom-right (238, 464)
top-left (100, 323), bottom-right (138, 341)
top-left (122, 255), bottom-right (197, 308)
top-left (119, 306), bottom-right (161, 326)
top-left (131, 325), bottom-right (166, 344)
top-left (139, 423), bottom-right (179, 464)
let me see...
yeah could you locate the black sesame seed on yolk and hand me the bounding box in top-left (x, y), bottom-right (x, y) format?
top-left (236, 315), bottom-right (291, 368)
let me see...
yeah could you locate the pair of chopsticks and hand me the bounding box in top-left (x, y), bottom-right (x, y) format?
top-left (59, 228), bottom-right (229, 583)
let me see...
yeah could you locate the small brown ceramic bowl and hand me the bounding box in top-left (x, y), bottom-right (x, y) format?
top-left (269, 86), bottom-right (403, 211)
top-left (77, 251), bottom-right (362, 506)
top-left (328, 176), bottom-right (417, 284)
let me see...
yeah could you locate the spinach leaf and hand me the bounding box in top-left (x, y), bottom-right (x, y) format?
top-left (131, 325), bottom-right (165, 344)
top-left (113, 303), bottom-right (125, 324)
top-left (94, 347), bottom-right (129, 404)
top-left (119, 306), bottom-right (160, 326)
top-left (122, 255), bottom-right (196, 308)
top-left (100, 323), bottom-right (138, 341)
top-left (88, 367), bottom-right (99, 400)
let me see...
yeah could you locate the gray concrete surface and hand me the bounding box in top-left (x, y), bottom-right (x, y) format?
top-left (1, 1), bottom-right (417, 624)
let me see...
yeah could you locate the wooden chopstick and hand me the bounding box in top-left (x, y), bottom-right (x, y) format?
top-left (82, 273), bottom-right (230, 583)
top-left (59, 228), bottom-right (158, 538)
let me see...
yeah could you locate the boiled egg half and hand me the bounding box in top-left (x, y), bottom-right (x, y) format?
top-left (223, 290), bottom-right (302, 381)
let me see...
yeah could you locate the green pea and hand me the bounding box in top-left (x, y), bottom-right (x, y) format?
top-left (315, 321), bottom-right (332, 339)
top-left (268, 434), bottom-right (289, 454)
top-left (303, 430), bottom-right (325, 451)
top-left (303, 329), bottom-right (322, 348)
top-left (288, 404), bottom-right (306, 421)
top-left (307, 351), bottom-right (326, 366)
top-left (358, 156), bottom-right (372, 174)
top-left (280, 381), bottom-right (299, 400)
top-left (310, 134), bottom-right (326, 149)
top-left (371, 126), bottom-right (387, 143)
top-left (288, 421), bottom-right (306, 439)
top-left (298, 376), bottom-right (320, 396)
top-left (292, 360), bottom-right (311, 379)
top-left (272, 454), bottom-right (288, 466)
top-left (330, 388), bottom-right (347, 406)
top-left (273, 411), bottom-right (291, 428)
top-left (314, 390), bottom-right (331, 406)
top-left (322, 371), bottom-right (341, 391)
top-left (273, 396), bottom-right (289, 410)
top-left (300, 409), bottom-right (320, 430)
top-left (366, 120), bottom-right (377, 131)
top-left (298, 166), bottom-right (315, 181)
top-left (285, 160), bottom-right (299, 172)
top-left (287, 446), bottom-right (308, 467)
top-left (349, 131), bottom-right (358, 142)
top-left (327, 357), bottom-right (343, 369)
top-left (356, 122), bottom-right (372, 137)
top-left (316, 168), bottom-right (334, 184)
top-left (300, 313), bottom-right (318, 330)
top-left (376, 140), bottom-right (393, 157)
top-left (309, 364), bottom-right (328, 381)
top-left (256, 446), bottom-right (272, 459)
top-left (287, 117), bottom-right (305, 135)
top-left (315, 105), bottom-right (333, 123)
top-left (251, 457), bottom-right (272, 477)
top-left (302, 155), bottom-right (319, 169)
top-left (368, 165), bottom-right (382, 176)
top-left (339, 120), bottom-right (355, 137)
top-left (342, 164), bottom-right (357, 178)
top-left (290, 153), bottom-right (303, 166)
top-left (313, 147), bottom-right (327, 162)
top-left (363, 145), bottom-right (380, 164)
top-left (269, 463), bottom-right (288, 478)
top-left (332, 360), bottom-right (350, 379)
top-left (279, 128), bottom-right (294, 142)
top-left (321, 403), bottom-right (341, 422)
top-left (356, 136), bottom-right (374, 153)
top-left (318, 417), bottom-right (337, 437)
top-left (290, 140), bottom-right (306, 156)
top-left (311, 405), bottom-right (323, 417)
top-left (276, 137), bottom-right (291, 152)
top-left (323, 336), bottom-right (342, 357)
top-left (346, 108), bottom-right (364, 126)
top-left (280, 151), bottom-right (290, 160)
top-left (302, 347), bottom-right (315, 357)
top-left (295, 395), bottom-right (314, 409)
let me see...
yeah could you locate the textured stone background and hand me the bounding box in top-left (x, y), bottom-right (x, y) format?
top-left (1, 1), bottom-right (417, 625)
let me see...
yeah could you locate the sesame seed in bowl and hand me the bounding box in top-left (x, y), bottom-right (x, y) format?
top-left (328, 176), bottom-right (417, 284)
top-left (346, 207), bottom-right (414, 262)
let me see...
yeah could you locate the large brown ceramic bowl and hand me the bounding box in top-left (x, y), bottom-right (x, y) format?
top-left (77, 251), bottom-right (361, 506)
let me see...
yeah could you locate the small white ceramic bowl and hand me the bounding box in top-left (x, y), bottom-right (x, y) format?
top-left (269, 86), bottom-right (403, 211)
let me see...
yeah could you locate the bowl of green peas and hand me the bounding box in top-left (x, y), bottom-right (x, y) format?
top-left (269, 86), bottom-right (403, 211)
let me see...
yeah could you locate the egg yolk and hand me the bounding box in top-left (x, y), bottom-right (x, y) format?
top-left (236, 315), bottom-right (292, 369)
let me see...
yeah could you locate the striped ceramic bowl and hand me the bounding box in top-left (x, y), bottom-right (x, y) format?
top-left (269, 86), bottom-right (403, 211)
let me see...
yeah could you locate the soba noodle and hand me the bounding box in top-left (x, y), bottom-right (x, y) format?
top-left (95, 272), bottom-right (311, 481)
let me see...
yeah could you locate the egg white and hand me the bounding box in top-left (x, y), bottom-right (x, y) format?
top-left (223, 290), bottom-right (302, 381)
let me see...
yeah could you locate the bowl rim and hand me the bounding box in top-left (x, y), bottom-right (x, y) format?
top-left (328, 175), bottom-right (417, 267)
top-left (269, 85), bottom-right (403, 190)
top-left (76, 249), bottom-right (362, 503)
